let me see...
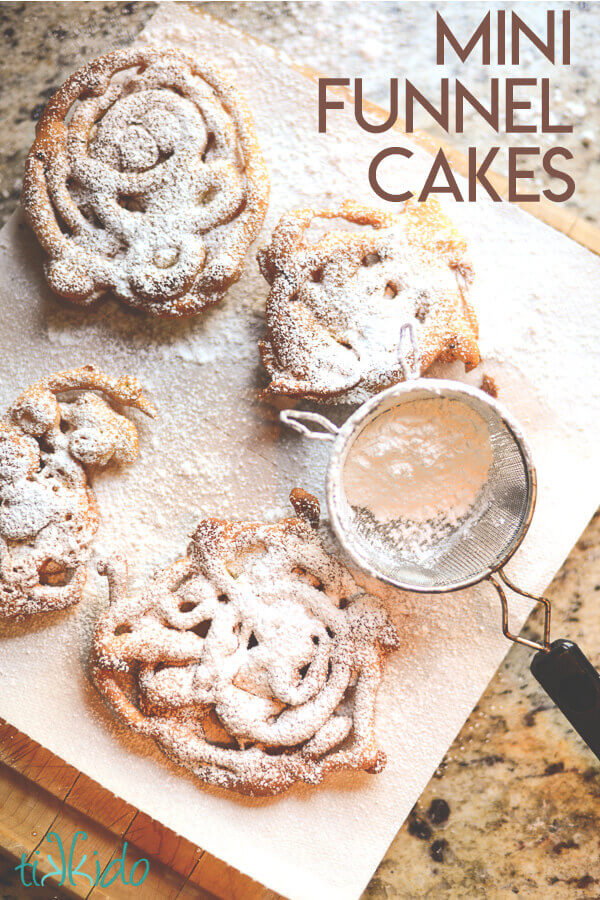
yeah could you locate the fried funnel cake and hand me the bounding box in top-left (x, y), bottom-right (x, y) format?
top-left (258, 198), bottom-right (479, 400)
top-left (0, 366), bottom-right (155, 618)
top-left (22, 48), bottom-right (269, 317)
top-left (91, 492), bottom-right (399, 796)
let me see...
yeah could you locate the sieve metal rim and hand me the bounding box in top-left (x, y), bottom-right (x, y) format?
top-left (324, 378), bottom-right (538, 594)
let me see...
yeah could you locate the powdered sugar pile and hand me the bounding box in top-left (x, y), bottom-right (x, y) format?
top-left (344, 397), bottom-right (492, 522)
top-left (343, 397), bottom-right (493, 566)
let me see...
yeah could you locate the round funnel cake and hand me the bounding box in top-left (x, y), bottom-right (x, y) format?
top-left (258, 198), bottom-right (480, 400)
top-left (91, 492), bottom-right (400, 796)
top-left (22, 47), bottom-right (269, 317)
top-left (0, 367), bottom-right (155, 619)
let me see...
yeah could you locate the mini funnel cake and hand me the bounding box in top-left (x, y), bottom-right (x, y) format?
top-left (0, 367), bottom-right (155, 618)
top-left (22, 48), bottom-right (269, 317)
top-left (258, 198), bottom-right (480, 400)
top-left (91, 491), bottom-right (399, 796)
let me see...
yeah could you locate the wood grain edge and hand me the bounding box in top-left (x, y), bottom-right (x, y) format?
top-left (0, 719), bottom-right (278, 900)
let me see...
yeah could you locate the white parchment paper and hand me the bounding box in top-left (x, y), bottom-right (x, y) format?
top-left (0, 6), bottom-right (599, 899)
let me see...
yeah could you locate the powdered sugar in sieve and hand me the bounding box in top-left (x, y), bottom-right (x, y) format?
top-left (342, 396), bottom-right (493, 567)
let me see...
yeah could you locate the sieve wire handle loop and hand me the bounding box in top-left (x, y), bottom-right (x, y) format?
top-left (489, 568), bottom-right (551, 653)
top-left (279, 409), bottom-right (339, 441)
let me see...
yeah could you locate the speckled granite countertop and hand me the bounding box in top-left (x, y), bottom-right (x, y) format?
top-left (0, 4), bottom-right (599, 899)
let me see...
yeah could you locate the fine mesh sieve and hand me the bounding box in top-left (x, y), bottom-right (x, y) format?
top-left (281, 377), bottom-right (547, 652)
top-left (328, 381), bottom-right (534, 595)
top-left (280, 324), bottom-right (600, 760)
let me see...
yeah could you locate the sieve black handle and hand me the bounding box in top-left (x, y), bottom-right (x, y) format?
top-left (530, 639), bottom-right (600, 761)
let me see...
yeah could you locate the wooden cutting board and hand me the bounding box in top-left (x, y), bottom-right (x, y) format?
top-left (0, 12), bottom-right (597, 900)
